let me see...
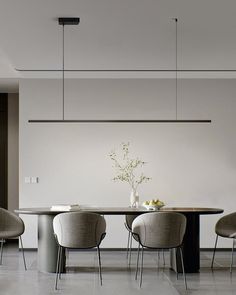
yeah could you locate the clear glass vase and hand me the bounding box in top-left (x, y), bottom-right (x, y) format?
top-left (130, 189), bottom-right (139, 208)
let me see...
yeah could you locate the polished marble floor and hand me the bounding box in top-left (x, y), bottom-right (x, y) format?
top-left (1, 243), bottom-right (236, 295)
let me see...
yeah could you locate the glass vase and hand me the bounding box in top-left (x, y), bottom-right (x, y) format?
top-left (130, 189), bottom-right (139, 208)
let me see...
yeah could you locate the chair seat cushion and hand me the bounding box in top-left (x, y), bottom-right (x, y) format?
top-left (0, 229), bottom-right (23, 239)
top-left (217, 228), bottom-right (236, 238)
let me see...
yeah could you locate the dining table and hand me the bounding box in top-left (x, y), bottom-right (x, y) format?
top-left (15, 206), bottom-right (223, 273)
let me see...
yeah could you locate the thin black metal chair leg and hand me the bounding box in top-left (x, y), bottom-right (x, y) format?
top-left (211, 235), bottom-right (218, 269)
top-left (230, 238), bottom-right (235, 273)
top-left (128, 234), bottom-right (133, 266)
top-left (135, 243), bottom-right (140, 280)
top-left (175, 248), bottom-right (179, 280)
top-left (139, 247), bottom-right (144, 288)
top-left (97, 246), bottom-right (103, 286)
top-left (0, 239), bottom-right (4, 265)
top-left (157, 250), bottom-right (160, 269)
top-left (59, 246), bottom-right (63, 279)
top-left (19, 236), bottom-right (27, 270)
top-left (55, 246), bottom-right (61, 290)
top-left (126, 231), bottom-right (131, 259)
top-left (179, 247), bottom-right (187, 290)
top-left (162, 249), bottom-right (165, 266)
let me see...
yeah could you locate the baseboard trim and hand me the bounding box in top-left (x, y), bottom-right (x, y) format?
top-left (100, 248), bottom-right (233, 252)
top-left (20, 247), bottom-right (234, 252)
top-left (201, 248), bottom-right (232, 252)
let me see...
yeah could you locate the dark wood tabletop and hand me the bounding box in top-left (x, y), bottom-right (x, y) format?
top-left (15, 206), bottom-right (224, 215)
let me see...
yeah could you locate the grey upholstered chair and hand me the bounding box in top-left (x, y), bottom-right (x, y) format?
top-left (132, 212), bottom-right (187, 289)
top-left (53, 212), bottom-right (106, 290)
top-left (0, 207), bottom-right (26, 270)
top-left (124, 214), bottom-right (139, 264)
top-left (211, 212), bottom-right (236, 272)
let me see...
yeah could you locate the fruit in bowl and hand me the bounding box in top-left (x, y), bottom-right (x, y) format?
top-left (142, 199), bottom-right (165, 210)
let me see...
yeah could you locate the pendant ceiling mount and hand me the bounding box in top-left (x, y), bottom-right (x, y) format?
top-left (58, 18), bottom-right (80, 26)
top-left (28, 17), bottom-right (211, 124)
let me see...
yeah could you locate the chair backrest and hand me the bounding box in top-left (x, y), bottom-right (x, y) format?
top-left (215, 212), bottom-right (236, 237)
top-left (53, 212), bottom-right (106, 249)
top-left (125, 214), bottom-right (139, 231)
top-left (132, 212), bottom-right (186, 249)
top-left (0, 208), bottom-right (25, 236)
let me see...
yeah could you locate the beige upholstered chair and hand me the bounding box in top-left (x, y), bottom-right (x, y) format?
top-left (132, 212), bottom-right (187, 289)
top-left (0, 208), bottom-right (26, 270)
top-left (53, 212), bottom-right (106, 290)
top-left (211, 212), bottom-right (236, 272)
top-left (124, 214), bottom-right (139, 264)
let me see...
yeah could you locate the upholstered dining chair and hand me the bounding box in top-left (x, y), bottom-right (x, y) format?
top-left (211, 212), bottom-right (236, 272)
top-left (125, 214), bottom-right (166, 266)
top-left (53, 212), bottom-right (106, 290)
top-left (132, 212), bottom-right (187, 289)
top-left (0, 207), bottom-right (26, 270)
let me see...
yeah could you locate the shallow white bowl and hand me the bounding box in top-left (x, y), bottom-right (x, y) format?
top-left (143, 204), bottom-right (164, 210)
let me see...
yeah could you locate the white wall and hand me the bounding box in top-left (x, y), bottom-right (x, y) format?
top-left (8, 93), bottom-right (19, 212)
top-left (19, 78), bottom-right (236, 248)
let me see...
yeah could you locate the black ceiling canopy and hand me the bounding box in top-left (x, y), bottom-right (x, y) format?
top-left (58, 18), bottom-right (80, 26)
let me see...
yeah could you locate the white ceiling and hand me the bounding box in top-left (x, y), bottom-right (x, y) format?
top-left (1, 0), bottom-right (236, 90)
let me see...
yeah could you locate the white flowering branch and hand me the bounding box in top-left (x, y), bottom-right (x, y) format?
top-left (109, 142), bottom-right (151, 191)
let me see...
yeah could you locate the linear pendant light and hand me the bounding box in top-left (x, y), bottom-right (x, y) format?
top-left (28, 18), bottom-right (211, 124)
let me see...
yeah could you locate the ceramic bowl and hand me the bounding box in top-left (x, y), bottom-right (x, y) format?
top-left (143, 204), bottom-right (164, 210)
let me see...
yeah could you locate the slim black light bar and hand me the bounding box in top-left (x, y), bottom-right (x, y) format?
top-left (28, 119), bottom-right (211, 123)
top-left (28, 17), bottom-right (211, 124)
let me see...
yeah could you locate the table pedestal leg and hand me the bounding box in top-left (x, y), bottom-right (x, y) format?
top-left (170, 213), bottom-right (200, 273)
top-left (38, 215), bottom-right (65, 273)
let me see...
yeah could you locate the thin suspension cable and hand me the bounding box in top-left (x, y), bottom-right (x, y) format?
top-left (175, 18), bottom-right (178, 120)
top-left (62, 24), bottom-right (65, 120)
